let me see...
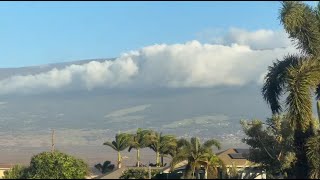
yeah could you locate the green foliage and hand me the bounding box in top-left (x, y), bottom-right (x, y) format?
top-left (280, 1), bottom-right (320, 56)
top-left (306, 132), bottom-right (320, 178)
top-left (3, 165), bottom-right (29, 179)
top-left (262, 54), bottom-right (300, 114)
top-left (94, 160), bottom-right (115, 174)
top-left (262, 1), bottom-right (320, 178)
top-left (285, 58), bottom-right (320, 131)
top-left (241, 115), bottom-right (296, 178)
top-left (27, 151), bottom-right (89, 179)
top-left (128, 128), bottom-right (151, 151)
top-left (170, 137), bottom-right (221, 179)
top-left (103, 133), bottom-right (131, 168)
top-left (143, 130), bottom-right (177, 167)
top-left (228, 163), bottom-right (239, 179)
top-left (119, 168), bottom-right (160, 179)
top-left (103, 133), bottom-right (131, 152)
top-left (128, 128), bottom-right (153, 167)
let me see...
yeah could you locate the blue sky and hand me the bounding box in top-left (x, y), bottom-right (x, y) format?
top-left (0, 1), bottom-right (316, 67)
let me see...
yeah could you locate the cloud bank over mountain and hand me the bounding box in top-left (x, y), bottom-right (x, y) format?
top-left (0, 29), bottom-right (297, 95)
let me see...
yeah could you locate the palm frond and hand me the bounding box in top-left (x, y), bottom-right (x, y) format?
top-left (262, 54), bottom-right (301, 114)
top-left (306, 134), bottom-right (320, 178)
top-left (280, 1), bottom-right (320, 55)
top-left (103, 141), bottom-right (117, 151)
top-left (285, 57), bottom-right (320, 131)
top-left (202, 139), bottom-right (221, 150)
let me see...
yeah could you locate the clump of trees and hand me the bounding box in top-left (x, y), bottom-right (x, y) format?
top-left (94, 160), bottom-right (115, 174)
top-left (119, 168), bottom-right (161, 179)
top-left (3, 165), bottom-right (29, 179)
top-left (241, 115), bottom-right (297, 178)
top-left (170, 137), bottom-right (221, 179)
top-left (103, 129), bottom-right (222, 179)
top-left (4, 151), bottom-right (89, 179)
top-left (103, 128), bottom-right (180, 169)
top-left (243, 1), bottom-right (320, 179)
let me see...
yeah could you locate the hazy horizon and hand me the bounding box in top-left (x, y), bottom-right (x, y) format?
top-left (2, 1), bottom-right (318, 169)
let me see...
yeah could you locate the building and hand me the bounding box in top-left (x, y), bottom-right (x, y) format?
top-left (216, 148), bottom-right (266, 179)
top-left (0, 164), bottom-right (14, 179)
top-left (161, 148), bottom-right (266, 179)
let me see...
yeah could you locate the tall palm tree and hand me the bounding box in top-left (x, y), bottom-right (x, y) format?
top-left (170, 137), bottom-right (221, 179)
top-left (144, 130), bottom-right (177, 167)
top-left (103, 133), bottom-right (131, 169)
top-left (262, 1), bottom-right (320, 178)
top-left (199, 153), bottom-right (224, 179)
top-left (128, 128), bottom-right (151, 167)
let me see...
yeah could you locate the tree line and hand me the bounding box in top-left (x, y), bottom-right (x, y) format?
top-left (103, 128), bottom-right (223, 179)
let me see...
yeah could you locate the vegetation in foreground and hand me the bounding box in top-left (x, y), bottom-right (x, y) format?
top-left (4, 151), bottom-right (89, 179)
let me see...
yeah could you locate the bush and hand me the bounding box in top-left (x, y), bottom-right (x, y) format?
top-left (94, 160), bottom-right (115, 174)
top-left (3, 165), bottom-right (29, 179)
top-left (27, 151), bottom-right (89, 179)
top-left (119, 168), bottom-right (160, 179)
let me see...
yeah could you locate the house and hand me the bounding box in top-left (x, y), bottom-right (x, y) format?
top-left (0, 164), bottom-right (14, 179)
top-left (216, 148), bottom-right (266, 179)
top-left (160, 148), bottom-right (266, 179)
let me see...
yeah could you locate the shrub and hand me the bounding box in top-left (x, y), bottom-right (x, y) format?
top-left (27, 151), bottom-right (89, 179)
top-left (119, 168), bottom-right (160, 179)
top-left (3, 165), bottom-right (29, 179)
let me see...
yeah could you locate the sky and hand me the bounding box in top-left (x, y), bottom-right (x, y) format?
top-left (1, 1), bottom-right (316, 68)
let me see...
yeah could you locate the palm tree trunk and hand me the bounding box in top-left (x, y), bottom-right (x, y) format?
top-left (156, 151), bottom-right (160, 167)
top-left (317, 100), bottom-right (320, 122)
top-left (117, 151), bottom-right (122, 169)
top-left (293, 128), bottom-right (313, 179)
top-left (204, 166), bottom-right (208, 179)
top-left (137, 148), bottom-right (140, 167)
top-left (192, 166), bottom-right (196, 179)
top-left (161, 155), bottom-right (164, 167)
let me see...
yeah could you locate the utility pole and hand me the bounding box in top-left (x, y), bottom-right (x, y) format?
top-left (51, 129), bottom-right (55, 153)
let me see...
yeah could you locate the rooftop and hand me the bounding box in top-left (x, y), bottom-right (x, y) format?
top-left (217, 148), bottom-right (253, 167)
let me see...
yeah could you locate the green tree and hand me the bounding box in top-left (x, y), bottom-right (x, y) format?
top-left (200, 153), bottom-right (224, 179)
top-left (119, 168), bottom-right (160, 179)
top-left (144, 130), bottom-right (177, 167)
top-left (262, 1), bottom-right (320, 178)
top-left (94, 160), bottom-right (115, 174)
top-left (27, 151), bottom-right (89, 179)
top-left (241, 115), bottom-right (296, 178)
top-left (103, 133), bottom-right (131, 169)
top-left (3, 165), bottom-right (29, 179)
top-left (128, 128), bottom-right (152, 167)
top-left (170, 137), bottom-right (221, 179)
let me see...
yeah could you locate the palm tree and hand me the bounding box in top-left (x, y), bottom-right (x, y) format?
top-left (128, 128), bottom-right (151, 167)
top-left (262, 1), bottom-right (320, 178)
top-left (170, 137), bottom-right (221, 179)
top-left (103, 133), bottom-right (131, 169)
top-left (144, 130), bottom-right (177, 167)
top-left (200, 153), bottom-right (224, 179)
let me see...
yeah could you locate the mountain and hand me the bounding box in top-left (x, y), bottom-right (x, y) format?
top-left (0, 58), bottom-right (115, 80)
top-left (0, 58), bottom-right (271, 165)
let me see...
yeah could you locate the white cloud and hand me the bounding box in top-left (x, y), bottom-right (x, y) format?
top-left (0, 59), bottom-right (138, 94)
top-left (203, 28), bottom-right (291, 50)
top-left (0, 28), bottom-right (297, 94)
